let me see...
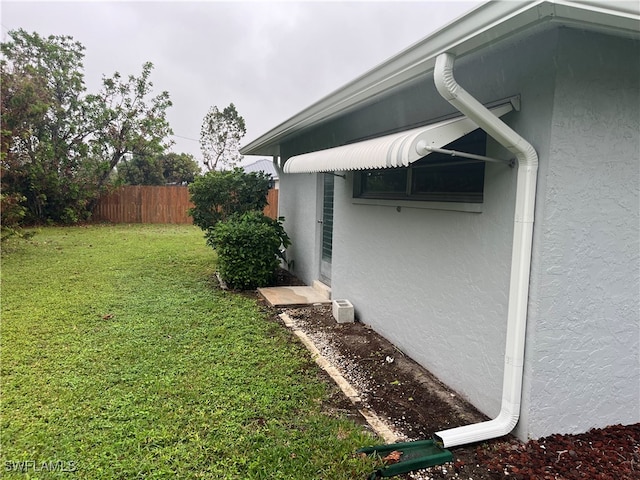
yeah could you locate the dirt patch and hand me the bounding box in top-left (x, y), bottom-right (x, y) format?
top-left (273, 304), bottom-right (639, 479)
top-left (276, 304), bottom-right (492, 479)
top-left (248, 270), bottom-right (640, 479)
top-left (281, 306), bottom-right (487, 439)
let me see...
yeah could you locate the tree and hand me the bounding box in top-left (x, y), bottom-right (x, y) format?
top-left (199, 103), bottom-right (246, 171)
top-left (1, 29), bottom-right (95, 223)
top-left (87, 61), bottom-right (174, 196)
top-left (116, 153), bottom-right (164, 185)
top-left (116, 152), bottom-right (200, 185)
top-left (0, 29), bottom-right (174, 224)
top-left (160, 152), bottom-right (200, 184)
top-left (0, 54), bottom-right (48, 231)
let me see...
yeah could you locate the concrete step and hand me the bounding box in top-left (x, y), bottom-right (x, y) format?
top-left (258, 286), bottom-right (332, 307)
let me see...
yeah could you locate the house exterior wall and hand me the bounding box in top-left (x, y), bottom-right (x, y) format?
top-left (278, 172), bottom-right (322, 285)
top-left (278, 26), bottom-right (639, 440)
top-left (329, 31), bottom-right (558, 424)
top-left (521, 29), bottom-right (640, 440)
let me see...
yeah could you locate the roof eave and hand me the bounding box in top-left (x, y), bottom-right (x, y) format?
top-left (240, 0), bottom-right (640, 157)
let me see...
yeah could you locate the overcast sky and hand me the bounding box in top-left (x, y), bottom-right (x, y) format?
top-left (1, 0), bottom-right (484, 166)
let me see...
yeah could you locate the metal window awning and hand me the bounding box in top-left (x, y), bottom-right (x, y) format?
top-left (283, 102), bottom-right (514, 174)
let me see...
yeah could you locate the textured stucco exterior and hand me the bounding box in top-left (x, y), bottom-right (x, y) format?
top-left (278, 171), bottom-right (322, 285)
top-left (277, 26), bottom-right (639, 441)
top-left (521, 29), bottom-right (640, 439)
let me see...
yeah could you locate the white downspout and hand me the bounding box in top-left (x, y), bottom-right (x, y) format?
top-left (433, 52), bottom-right (538, 448)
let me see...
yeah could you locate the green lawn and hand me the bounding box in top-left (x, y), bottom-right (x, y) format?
top-left (1, 225), bottom-right (380, 479)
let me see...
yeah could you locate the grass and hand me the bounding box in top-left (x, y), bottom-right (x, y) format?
top-left (1, 224), bottom-right (380, 479)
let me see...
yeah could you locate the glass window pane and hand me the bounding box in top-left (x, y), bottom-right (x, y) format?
top-left (411, 162), bottom-right (484, 202)
top-left (360, 169), bottom-right (407, 196)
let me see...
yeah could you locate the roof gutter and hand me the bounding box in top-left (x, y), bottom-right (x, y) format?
top-left (433, 52), bottom-right (538, 448)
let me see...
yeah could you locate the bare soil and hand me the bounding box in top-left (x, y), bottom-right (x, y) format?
top-left (251, 270), bottom-right (640, 479)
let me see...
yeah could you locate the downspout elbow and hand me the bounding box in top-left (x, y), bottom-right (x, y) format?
top-left (433, 52), bottom-right (461, 103)
top-left (434, 407), bottom-right (519, 448)
top-left (434, 53), bottom-right (538, 172)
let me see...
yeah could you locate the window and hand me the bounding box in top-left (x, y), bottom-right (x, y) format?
top-left (354, 129), bottom-right (487, 203)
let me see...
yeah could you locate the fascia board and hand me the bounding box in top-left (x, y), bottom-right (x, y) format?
top-left (240, 0), bottom-right (639, 157)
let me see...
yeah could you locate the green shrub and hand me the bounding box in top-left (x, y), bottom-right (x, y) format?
top-left (0, 193), bottom-right (27, 241)
top-left (188, 168), bottom-right (271, 231)
top-left (208, 211), bottom-right (291, 290)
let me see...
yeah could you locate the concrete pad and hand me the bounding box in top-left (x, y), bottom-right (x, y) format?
top-left (258, 286), bottom-right (332, 307)
top-left (312, 281), bottom-right (331, 299)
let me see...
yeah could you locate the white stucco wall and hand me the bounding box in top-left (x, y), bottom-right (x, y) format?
top-left (328, 32), bottom-right (558, 423)
top-left (331, 157), bottom-right (516, 418)
top-left (280, 28), bottom-right (558, 430)
top-left (521, 30), bottom-right (640, 439)
top-left (278, 172), bottom-right (322, 285)
top-left (278, 27), bottom-right (639, 441)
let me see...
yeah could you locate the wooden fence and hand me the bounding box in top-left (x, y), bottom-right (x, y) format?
top-left (263, 188), bottom-right (279, 220)
top-left (92, 185), bottom-right (279, 224)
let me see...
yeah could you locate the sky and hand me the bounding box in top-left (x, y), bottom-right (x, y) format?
top-left (1, 0), bottom-right (484, 166)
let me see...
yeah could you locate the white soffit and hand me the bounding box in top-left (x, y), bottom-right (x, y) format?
top-left (283, 103), bottom-right (513, 174)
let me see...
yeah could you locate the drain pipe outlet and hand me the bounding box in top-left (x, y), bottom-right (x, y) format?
top-left (433, 52), bottom-right (538, 448)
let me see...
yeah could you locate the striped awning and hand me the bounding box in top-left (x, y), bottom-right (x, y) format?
top-left (283, 103), bottom-right (513, 173)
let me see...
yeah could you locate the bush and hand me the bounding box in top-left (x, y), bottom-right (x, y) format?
top-left (0, 193), bottom-right (27, 241)
top-left (188, 168), bottom-right (271, 231)
top-left (208, 211), bottom-right (290, 290)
